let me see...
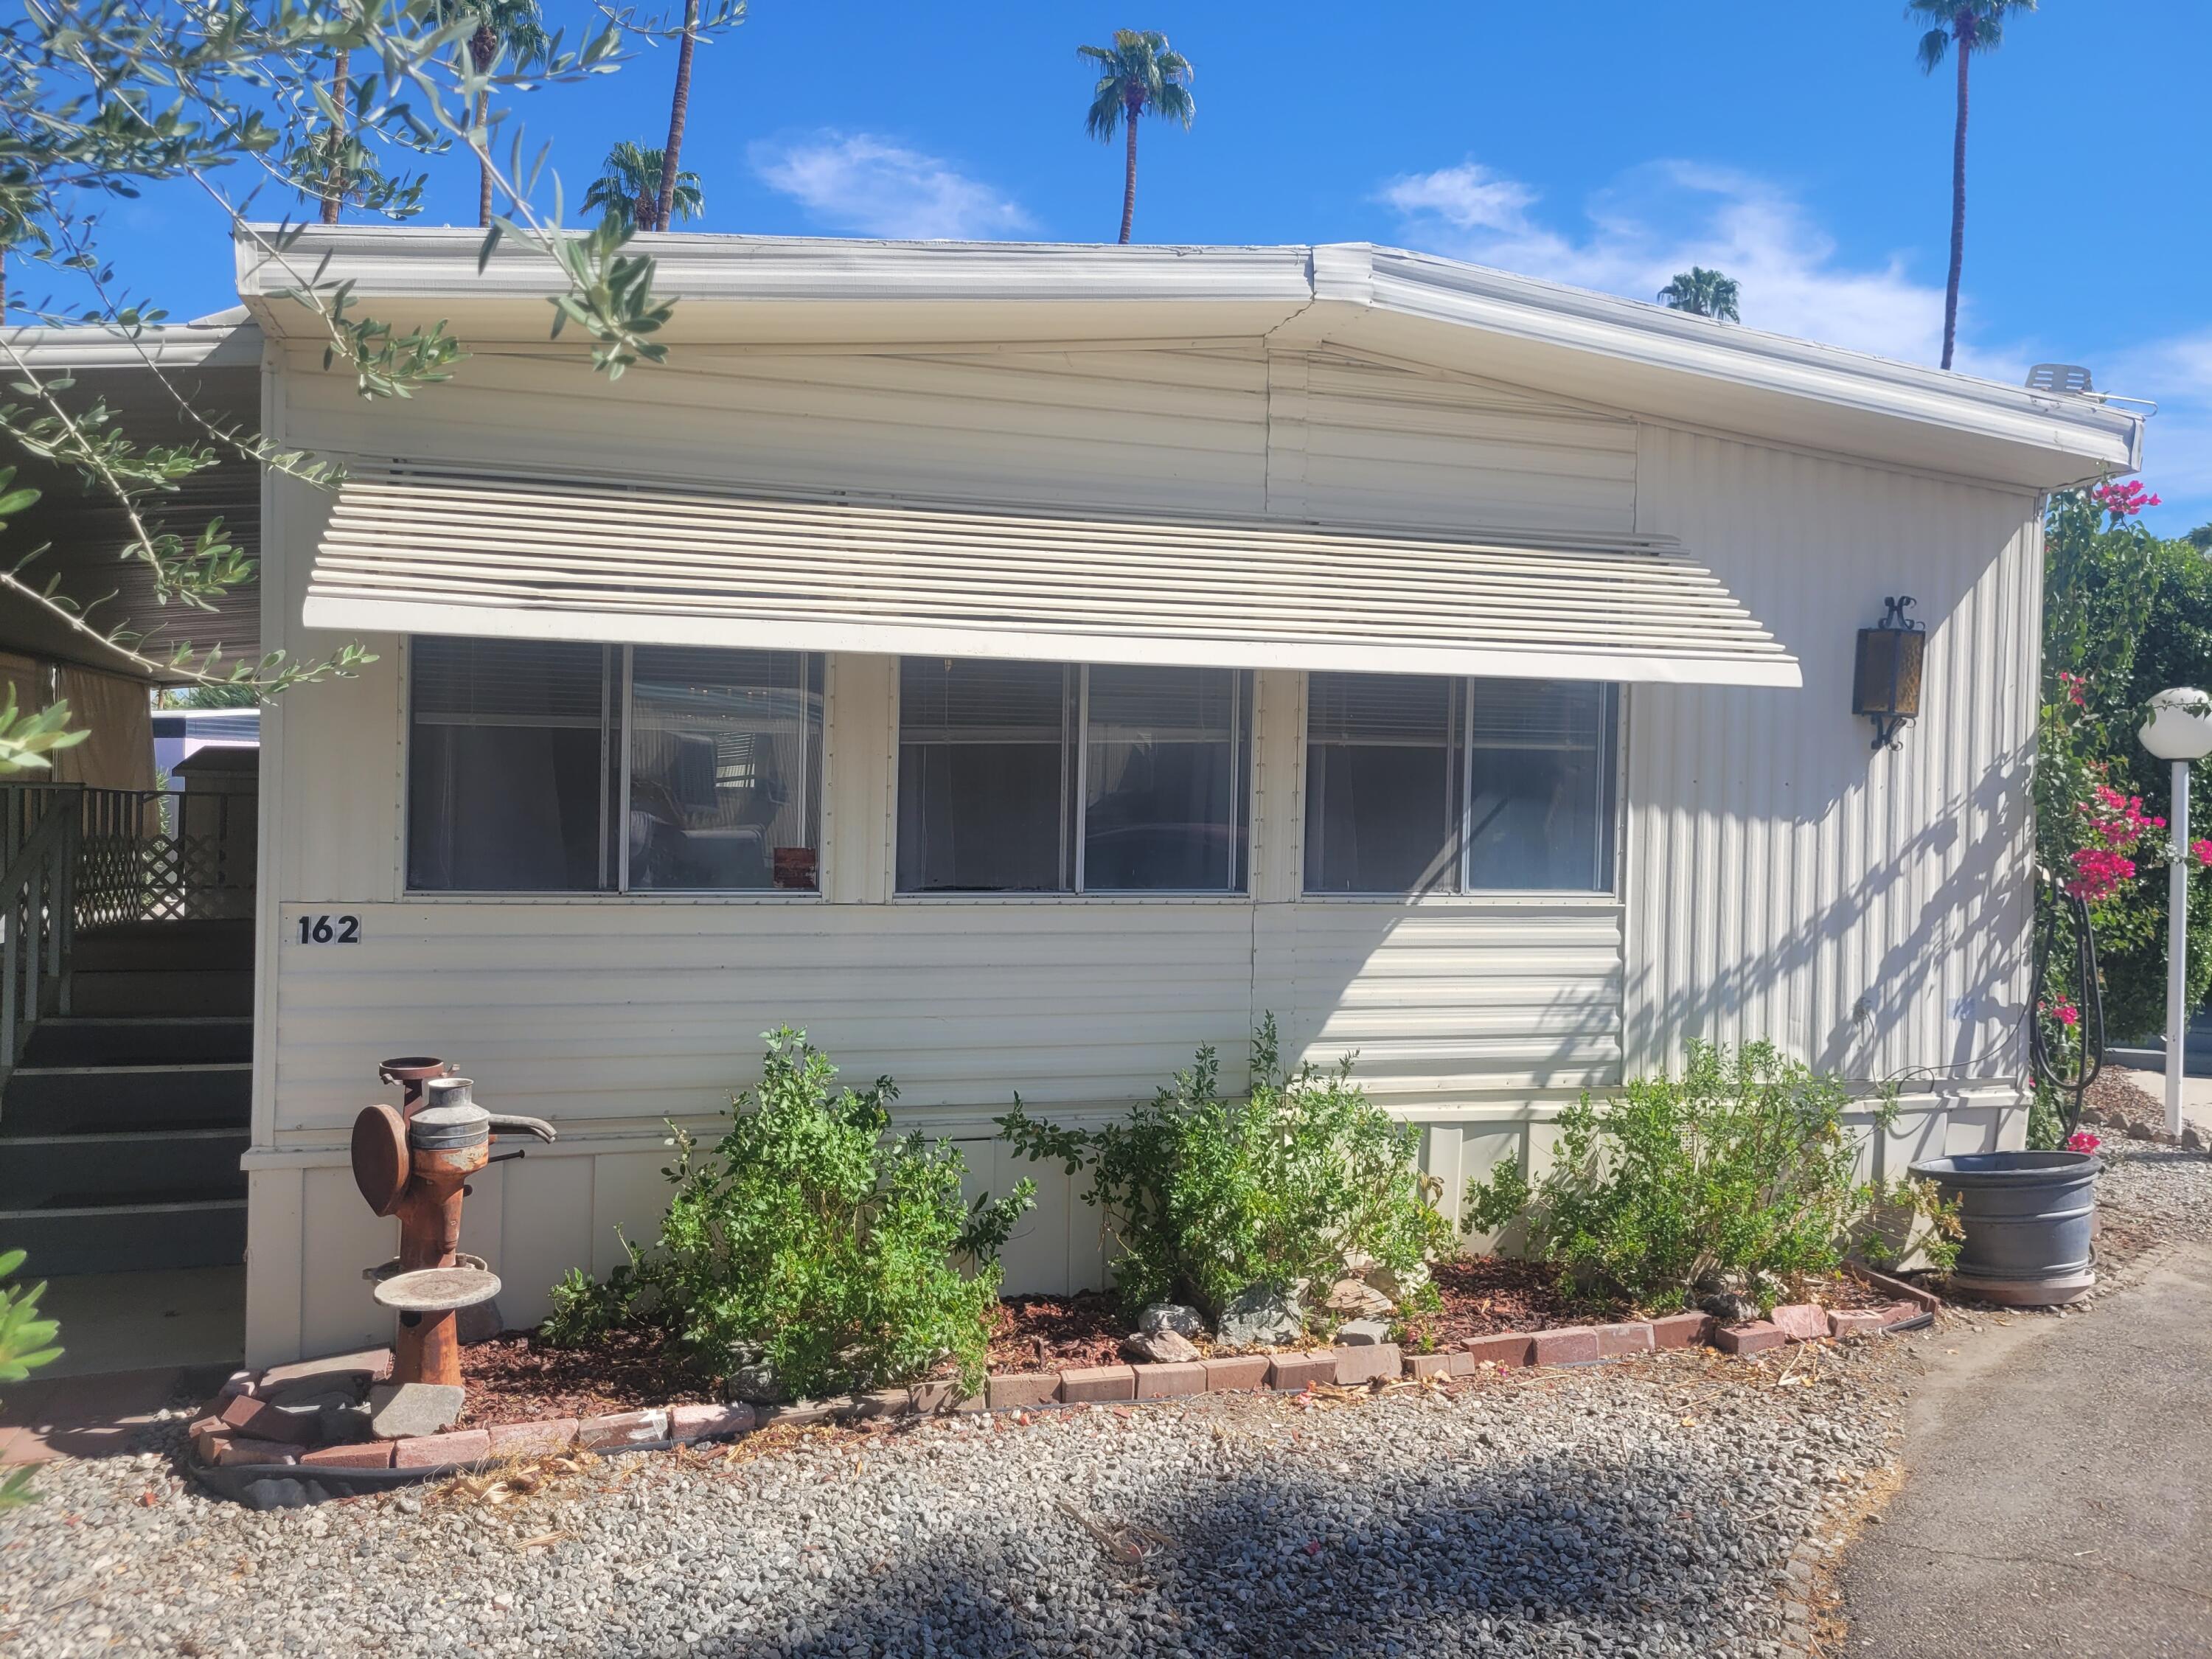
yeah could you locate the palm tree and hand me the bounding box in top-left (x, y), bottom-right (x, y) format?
top-left (653, 0), bottom-right (702, 235)
top-left (320, 36), bottom-right (352, 225)
top-left (1656, 267), bottom-right (1740, 321)
top-left (585, 142), bottom-right (702, 234)
top-left (1078, 29), bottom-right (1194, 244)
top-left (437, 0), bottom-right (553, 227)
top-left (1911, 1), bottom-right (2037, 371)
top-left (2187, 524), bottom-right (2212, 555)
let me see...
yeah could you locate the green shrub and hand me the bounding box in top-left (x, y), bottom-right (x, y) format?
top-left (1462, 1041), bottom-right (1944, 1314)
top-left (0, 1249), bottom-right (61, 1511)
top-left (997, 1017), bottom-right (1450, 1320)
top-left (542, 1029), bottom-right (1034, 1399)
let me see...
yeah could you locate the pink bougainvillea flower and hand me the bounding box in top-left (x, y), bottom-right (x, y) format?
top-left (2194, 838), bottom-right (2212, 867)
top-left (2065, 1130), bottom-right (2101, 1155)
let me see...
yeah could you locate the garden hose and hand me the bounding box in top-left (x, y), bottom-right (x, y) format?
top-left (2028, 869), bottom-right (2105, 1138)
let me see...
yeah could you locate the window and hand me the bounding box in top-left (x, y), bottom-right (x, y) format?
top-left (897, 658), bottom-right (1250, 894)
top-left (1304, 672), bottom-right (1617, 895)
top-left (408, 636), bottom-right (822, 893)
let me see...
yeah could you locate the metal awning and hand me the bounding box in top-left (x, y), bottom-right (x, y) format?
top-left (303, 467), bottom-right (1801, 687)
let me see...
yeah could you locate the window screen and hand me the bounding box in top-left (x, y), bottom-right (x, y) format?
top-left (408, 638), bottom-right (822, 893)
top-left (1304, 672), bottom-right (1618, 895)
top-left (896, 658), bottom-right (1251, 894)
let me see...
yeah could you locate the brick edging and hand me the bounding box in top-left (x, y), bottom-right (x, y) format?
top-left (191, 1288), bottom-right (1930, 1481)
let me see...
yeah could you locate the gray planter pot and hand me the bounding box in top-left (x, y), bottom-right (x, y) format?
top-left (1908, 1150), bottom-right (2101, 1307)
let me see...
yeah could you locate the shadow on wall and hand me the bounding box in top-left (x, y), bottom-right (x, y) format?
top-left (716, 1437), bottom-right (1790, 1657)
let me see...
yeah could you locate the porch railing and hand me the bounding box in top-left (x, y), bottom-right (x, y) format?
top-left (0, 782), bottom-right (259, 931)
top-left (0, 793), bottom-right (75, 1068)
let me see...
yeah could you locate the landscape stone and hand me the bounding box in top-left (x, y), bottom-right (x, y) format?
top-left (726, 1359), bottom-right (782, 1405)
top-left (1123, 1328), bottom-right (1202, 1365)
top-left (366, 1382), bottom-right (465, 1441)
top-left (1138, 1302), bottom-right (1208, 1339)
top-left (1218, 1283), bottom-right (1306, 1349)
top-left (1324, 1277), bottom-right (1394, 1319)
top-left (1334, 1318), bottom-right (1391, 1346)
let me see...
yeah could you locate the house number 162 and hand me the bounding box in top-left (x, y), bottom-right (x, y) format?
top-left (296, 914), bottom-right (362, 945)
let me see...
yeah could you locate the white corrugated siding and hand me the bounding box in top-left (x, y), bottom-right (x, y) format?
top-left (245, 344), bottom-right (2040, 1363)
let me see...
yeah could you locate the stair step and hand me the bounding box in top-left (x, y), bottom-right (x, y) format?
top-left (0, 1198), bottom-right (246, 1274)
top-left (0, 1128), bottom-right (248, 1208)
top-left (20, 1017), bottom-right (253, 1068)
top-left (68, 969), bottom-right (253, 1018)
top-left (0, 1062), bottom-right (250, 1135)
top-left (68, 919), bottom-right (254, 975)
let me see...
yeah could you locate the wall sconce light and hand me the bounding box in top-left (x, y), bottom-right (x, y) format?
top-left (1853, 595), bottom-right (1924, 752)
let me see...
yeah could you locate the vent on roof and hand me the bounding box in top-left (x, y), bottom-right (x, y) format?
top-left (2026, 364), bottom-right (2096, 395)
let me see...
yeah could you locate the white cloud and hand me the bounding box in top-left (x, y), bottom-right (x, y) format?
top-left (751, 133), bottom-right (1031, 240)
top-left (1379, 158), bottom-right (1952, 364)
top-left (2105, 330), bottom-right (2212, 529)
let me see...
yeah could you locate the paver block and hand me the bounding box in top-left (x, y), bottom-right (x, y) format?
top-left (846, 1389), bottom-right (912, 1421)
top-left (1133, 1362), bottom-right (1205, 1399)
top-left (393, 1430), bottom-right (488, 1470)
top-left (987, 1373), bottom-right (1062, 1411)
top-left (218, 1393), bottom-right (321, 1446)
top-left (1715, 1321), bottom-right (1786, 1356)
top-left (908, 1380), bottom-right (984, 1415)
top-left (1267, 1351), bottom-right (1336, 1391)
top-left (1460, 1333), bottom-right (1534, 1369)
top-left (1333, 1343), bottom-right (1402, 1386)
top-left (368, 1382), bottom-right (465, 1441)
top-left (756, 1399), bottom-right (844, 1431)
top-left (299, 1440), bottom-right (396, 1470)
top-left (668, 1402), bottom-right (755, 1441)
top-left (216, 1371), bottom-right (257, 1402)
top-left (1650, 1311), bottom-right (1715, 1350)
top-left (260, 1348), bottom-right (392, 1392)
top-left (576, 1408), bottom-right (668, 1450)
top-left (1059, 1366), bottom-right (1136, 1404)
top-left (1879, 1301), bottom-right (1929, 1329)
top-left (1405, 1352), bottom-right (1452, 1380)
top-left (486, 1418), bottom-right (580, 1456)
top-left (1769, 1304), bottom-right (1830, 1343)
top-left (1200, 1354), bottom-right (1271, 1392)
top-left (1827, 1310), bottom-right (1888, 1338)
top-left (1531, 1326), bottom-right (1601, 1366)
top-left (1595, 1321), bottom-right (1655, 1357)
top-left (215, 1436), bottom-right (299, 1467)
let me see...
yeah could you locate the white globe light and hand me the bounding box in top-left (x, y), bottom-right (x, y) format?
top-left (2140, 687), bottom-right (2212, 762)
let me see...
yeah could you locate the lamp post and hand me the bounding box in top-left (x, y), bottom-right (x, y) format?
top-left (2138, 688), bottom-right (2212, 1135)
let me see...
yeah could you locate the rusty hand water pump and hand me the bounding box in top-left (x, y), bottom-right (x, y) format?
top-left (350, 1057), bottom-right (554, 1388)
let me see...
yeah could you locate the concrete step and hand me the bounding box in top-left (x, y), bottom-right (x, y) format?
top-left (0, 1062), bottom-right (249, 1135)
top-left (20, 1016), bottom-right (253, 1068)
top-left (0, 1197), bottom-right (246, 1274)
top-left (0, 1127), bottom-right (248, 1208)
top-left (67, 968), bottom-right (253, 1018)
top-left (68, 919), bottom-right (254, 975)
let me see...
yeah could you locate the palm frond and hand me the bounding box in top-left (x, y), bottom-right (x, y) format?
top-left (1915, 26), bottom-right (1950, 72)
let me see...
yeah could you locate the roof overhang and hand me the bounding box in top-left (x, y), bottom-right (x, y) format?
top-left (237, 228), bottom-right (2141, 492)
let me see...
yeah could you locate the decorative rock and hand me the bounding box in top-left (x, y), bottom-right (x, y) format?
top-left (1531, 1326), bottom-right (1601, 1366)
top-left (393, 1430), bottom-right (489, 1470)
top-left (487, 1418), bottom-right (580, 1456)
top-left (1138, 1303), bottom-right (1208, 1340)
top-left (669, 1402), bottom-right (757, 1441)
top-left (1133, 1362), bottom-right (1205, 1399)
top-left (299, 1441), bottom-right (397, 1470)
top-left (1058, 1366), bottom-right (1136, 1404)
top-left (726, 1358), bottom-right (782, 1406)
top-left (1594, 1321), bottom-right (1655, 1357)
top-left (368, 1382), bottom-right (465, 1441)
top-left (1650, 1311), bottom-right (1716, 1350)
top-left (986, 1373), bottom-right (1061, 1411)
top-left (577, 1408), bottom-right (668, 1450)
top-left (1460, 1332), bottom-right (1534, 1368)
top-left (1265, 1351), bottom-right (1336, 1391)
top-left (1123, 1328), bottom-right (1202, 1365)
top-left (1700, 1290), bottom-right (1759, 1323)
top-left (1218, 1284), bottom-right (1306, 1349)
top-left (1340, 1249), bottom-right (1380, 1279)
top-left (1715, 1320), bottom-right (1787, 1356)
top-left (1334, 1318), bottom-right (1391, 1346)
top-left (1768, 1304), bottom-right (1830, 1343)
top-left (1324, 1278), bottom-right (1394, 1319)
top-left (2185, 1125), bottom-right (2205, 1151)
top-left (1366, 1260), bottom-right (1430, 1305)
top-left (1198, 1354), bottom-right (1271, 1392)
top-left (1334, 1342), bottom-right (1402, 1386)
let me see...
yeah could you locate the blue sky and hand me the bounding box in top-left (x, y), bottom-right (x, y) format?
top-left (94, 1), bottom-right (2212, 531)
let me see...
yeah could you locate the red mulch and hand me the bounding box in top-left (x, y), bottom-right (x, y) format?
top-left (457, 1330), bottom-right (714, 1430)
top-left (1411, 1256), bottom-right (1627, 1344)
top-left (986, 1292), bottom-right (1129, 1371)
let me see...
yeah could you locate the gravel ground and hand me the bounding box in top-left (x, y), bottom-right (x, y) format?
top-left (0, 1343), bottom-right (1912, 1659)
top-left (2093, 1139), bottom-right (2212, 1245)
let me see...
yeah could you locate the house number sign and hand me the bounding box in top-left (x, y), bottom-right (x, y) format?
top-left (295, 913), bottom-right (362, 945)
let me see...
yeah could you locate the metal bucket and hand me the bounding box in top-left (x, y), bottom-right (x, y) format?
top-left (1908, 1150), bottom-right (2101, 1306)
